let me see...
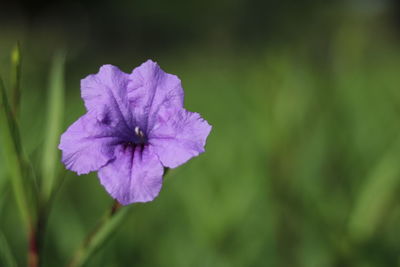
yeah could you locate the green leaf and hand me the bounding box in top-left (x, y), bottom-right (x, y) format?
top-left (41, 50), bottom-right (66, 201)
top-left (0, 76), bottom-right (32, 228)
top-left (0, 231), bottom-right (17, 267)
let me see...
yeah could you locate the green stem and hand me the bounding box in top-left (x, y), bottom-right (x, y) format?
top-left (68, 201), bottom-right (128, 267)
top-left (67, 169), bottom-right (170, 267)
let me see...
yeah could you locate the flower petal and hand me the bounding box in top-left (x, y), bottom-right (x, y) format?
top-left (81, 65), bottom-right (134, 133)
top-left (127, 60), bottom-right (184, 132)
top-left (58, 113), bottom-right (119, 175)
top-left (149, 108), bottom-right (212, 168)
top-left (98, 145), bottom-right (164, 205)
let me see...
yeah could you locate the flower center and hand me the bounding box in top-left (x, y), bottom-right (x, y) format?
top-left (122, 126), bottom-right (148, 148)
top-left (132, 126), bottom-right (147, 144)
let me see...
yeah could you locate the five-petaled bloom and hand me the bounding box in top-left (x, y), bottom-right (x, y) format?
top-left (59, 60), bottom-right (211, 205)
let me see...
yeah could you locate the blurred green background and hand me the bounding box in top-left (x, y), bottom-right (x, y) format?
top-left (1, 0), bottom-right (400, 266)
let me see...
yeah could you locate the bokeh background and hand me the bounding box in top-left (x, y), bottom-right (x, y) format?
top-left (1, 0), bottom-right (400, 266)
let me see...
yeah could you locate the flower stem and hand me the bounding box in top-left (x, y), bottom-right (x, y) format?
top-left (27, 202), bottom-right (48, 267)
top-left (68, 201), bottom-right (128, 267)
top-left (28, 227), bottom-right (38, 267)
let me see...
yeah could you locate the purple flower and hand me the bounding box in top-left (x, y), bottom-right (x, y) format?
top-left (59, 60), bottom-right (211, 205)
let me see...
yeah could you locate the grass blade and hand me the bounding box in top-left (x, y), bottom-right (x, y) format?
top-left (348, 137), bottom-right (400, 242)
top-left (41, 51), bottom-right (66, 201)
top-left (0, 231), bottom-right (17, 267)
top-left (0, 77), bottom-right (32, 228)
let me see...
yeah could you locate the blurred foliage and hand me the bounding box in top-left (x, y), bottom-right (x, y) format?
top-left (1, 0), bottom-right (400, 266)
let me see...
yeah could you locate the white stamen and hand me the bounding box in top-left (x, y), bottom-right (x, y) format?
top-left (135, 126), bottom-right (144, 138)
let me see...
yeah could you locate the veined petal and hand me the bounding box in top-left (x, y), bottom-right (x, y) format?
top-left (127, 60), bottom-right (184, 132)
top-left (149, 108), bottom-right (212, 168)
top-left (58, 113), bottom-right (119, 175)
top-left (81, 65), bottom-right (134, 133)
top-left (98, 145), bottom-right (164, 205)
